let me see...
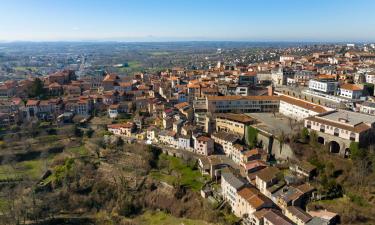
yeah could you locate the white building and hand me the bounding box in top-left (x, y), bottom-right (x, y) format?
top-left (178, 135), bottom-right (192, 151)
top-left (221, 172), bottom-right (246, 210)
top-left (278, 95), bottom-right (330, 121)
top-left (358, 101), bottom-right (375, 116)
top-left (308, 76), bottom-right (338, 94)
top-left (339, 84), bottom-right (363, 99)
top-left (365, 72), bottom-right (375, 84)
top-left (304, 110), bottom-right (375, 143)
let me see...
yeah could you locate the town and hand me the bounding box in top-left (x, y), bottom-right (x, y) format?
top-left (1, 41), bottom-right (375, 225)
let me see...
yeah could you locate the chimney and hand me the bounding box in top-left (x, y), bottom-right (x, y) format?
top-left (268, 85), bottom-right (274, 96)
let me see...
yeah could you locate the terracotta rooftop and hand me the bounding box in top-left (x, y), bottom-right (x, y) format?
top-left (215, 113), bottom-right (254, 124)
top-left (256, 167), bottom-right (280, 183)
top-left (279, 95), bottom-right (328, 113)
top-left (238, 187), bottom-right (271, 209)
top-left (197, 136), bottom-right (212, 142)
top-left (340, 83), bottom-right (363, 91)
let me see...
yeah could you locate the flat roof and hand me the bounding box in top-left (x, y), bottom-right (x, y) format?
top-left (319, 110), bottom-right (375, 126)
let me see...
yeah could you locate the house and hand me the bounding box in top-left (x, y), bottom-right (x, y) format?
top-left (107, 122), bottom-right (135, 137)
top-left (242, 160), bottom-right (268, 176)
top-left (231, 143), bottom-right (246, 165)
top-left (163, 116), bottom-right (174, 129)
top-left (173, 119), bottom-right (185, 134)
top-left (158, 130), bottom-right (177, 146)
top-left (102, 74), bottom-right (120, 91)
top-left (146, 126), bottom-right (158, 142)
top-left (221, 171), bottom-right (247, 210)
top-left (238, 71), bottom-right (257, 86)
top-left (48, 82), bottom-right (63, 96)
top-left (241, 148), bottom-right (262, 165)
top-left (211, 131), bottom-right (240, 155)
top-left (263, 209), bottom-right (294, 225)
top-left (365, 71), bottom-right (375, 84)
top-left (234, 186), bottom-right (273, 218)
top-left (358, 101), bottom-right (375, 116)
top-left (25, 99), bottom-right (40, 119)
top-left (108, 104), bottom-right (120, 118)
top-left (63, 84), bottom-right (81, 96)
top-left (289, 161), bottom-right (317, 180)
top-left (193, 135), bottom-right (214, 155)
top-left (235, 85), bottom-right (251, 96)
top-left (308, 210), bottom-right (339, 225)
top-left (272, 183), bottom-right (315, 210)
top-left (339, 83), bottom-right (363, 99)
top-left (177, 135), bottom-right (192, 151)
top-left (255, 167), bottom-right (281, 198)
top-left (285, 206), bottom-right (312, 225)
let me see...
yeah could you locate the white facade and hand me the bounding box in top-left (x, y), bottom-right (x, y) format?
top-left (339, 88), bottom-right (362, 99)
top-left (366, 74), bottom-right (375, 84)
top-left (308, 79), bottom-right (338, 94)
top-left (178, 136), bottom-right (192, 150)
top-left (221, 173), bottom-right (245, 210)
top-left (278, 96), bottom-right (328, 121)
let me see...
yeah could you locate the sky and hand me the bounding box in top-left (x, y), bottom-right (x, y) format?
top-left (0, 0), bottom-right (374, 42)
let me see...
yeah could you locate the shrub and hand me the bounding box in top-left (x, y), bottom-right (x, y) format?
top-left (301, 127), bottom-right (309, 143)
top-left (247, 126), bottom-right (258, 148)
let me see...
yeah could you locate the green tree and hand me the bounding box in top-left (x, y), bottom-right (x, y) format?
top-left (28, 78), bottom-right (46, 98)
top-left (349, 142), bottom-right (366, 160)
top-left (301, 127), bottom-right (309, 143)
top-left (247, 126), bottom-right (258, 148)
top-left (309, 130), bottom-right (318, 147)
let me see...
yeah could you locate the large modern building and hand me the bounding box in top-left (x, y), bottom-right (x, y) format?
top-left (308, 75), bottom-right (338, 94)
top-left (304, 110), bottom-right (375, 155)
top-left (206, 95), bottom-right (280, 113)
top-left (279, 95), bottom-right (330, 121)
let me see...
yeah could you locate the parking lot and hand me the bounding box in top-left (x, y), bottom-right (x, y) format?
top-left (246, 112), bottom-right (302, 136)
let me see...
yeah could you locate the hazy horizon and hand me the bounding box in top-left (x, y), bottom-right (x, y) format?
top-left (1, 0), bottom-right (374, 42)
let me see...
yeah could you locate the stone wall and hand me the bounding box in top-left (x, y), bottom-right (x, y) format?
top-left (256, 129), bottom-right (295, 161)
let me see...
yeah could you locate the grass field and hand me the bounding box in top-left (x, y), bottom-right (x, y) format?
top-left (13, 66), bottom-right (39, 72)
top-left (65, 145), bottom-right (88, 156)
top-left (148, 51), bottom-right (170, 56)
top-left (116, 61), bottom-right (143, 73)
top-left (0, 158), bottom-right (48, 181)
top-left (150, 154), bottom-right (206, 191)
top-left (134, 211), bottom-right (215, 225)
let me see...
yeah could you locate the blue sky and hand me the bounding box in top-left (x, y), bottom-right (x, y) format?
top-left (0, 0), bottom-right (374, 42)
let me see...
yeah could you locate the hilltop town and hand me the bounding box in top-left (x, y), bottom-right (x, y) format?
top-left (1, 42), bottom-right (375, 225)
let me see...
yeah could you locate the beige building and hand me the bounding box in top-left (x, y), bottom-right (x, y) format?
top-left (284, 206), bottom-right (312, 225)
top-left (193, 135), bottom-right (214, 156)
top-left (107, 122), bottom-right (135, 137)
top-left (215, 113), bottom-right (254, 138)
top-left (304, 110), bottom-right (375, 154)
